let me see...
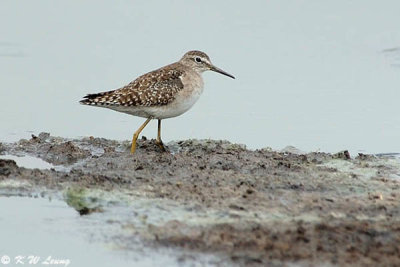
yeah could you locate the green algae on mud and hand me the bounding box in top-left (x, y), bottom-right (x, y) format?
top-left (1, 133), bottom-right (400, 266)
top-left (65, 187), bottom-right (104, 215)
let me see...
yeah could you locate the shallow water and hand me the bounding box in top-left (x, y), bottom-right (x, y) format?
top-left (1, 1), bottom-right (400, 155)
top-left (0, 197), bottom-right (127, 267)
top-left (0, 155), bottom-right (56, 170)
top-left (0, 196), bottom-right (230, 267)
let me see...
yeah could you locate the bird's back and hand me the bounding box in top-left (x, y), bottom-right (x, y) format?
top-left (80, 63), bottom-right (186, 108)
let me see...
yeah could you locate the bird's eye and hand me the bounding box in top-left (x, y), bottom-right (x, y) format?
top-left (195, 57), bottom-right (202, 63)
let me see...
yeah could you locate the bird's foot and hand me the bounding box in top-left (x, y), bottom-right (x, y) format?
top-left (156, 140), bottom-right (167, 152)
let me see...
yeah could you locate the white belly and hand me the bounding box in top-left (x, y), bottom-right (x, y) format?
top-left (107, 80), bottom-right (204, 119)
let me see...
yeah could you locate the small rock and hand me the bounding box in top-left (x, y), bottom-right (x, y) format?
top-left (281, 146), bottom-right (306, 155)
top-left (246, 188), bottom-right (255, 195)
top-left (356, 153), bottom-right (375, 160)
top-left (333, 150), bottom-right (351, 160)
top-left (0, 159), bottom-right (18, 176)
top-left (369, 192), bottom-right (383, 200)
top-left (229, 204), bottom-right (245, 211)
top-left (38, 132), bottom-right (51, 141)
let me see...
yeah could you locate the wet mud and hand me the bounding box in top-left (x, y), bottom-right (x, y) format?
top-left (1, 133), bottom-right (400, 266)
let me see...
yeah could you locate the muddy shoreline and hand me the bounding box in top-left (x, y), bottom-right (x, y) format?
top-left (1, 133), bottom-right (400, 266)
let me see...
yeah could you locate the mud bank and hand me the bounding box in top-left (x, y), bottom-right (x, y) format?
top-left (1, 133), bottom-right (400, 266)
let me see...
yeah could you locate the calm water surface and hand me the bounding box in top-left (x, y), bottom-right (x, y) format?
top-left (0, 196), bottom-right (225, 267)
top-left (1, 1), bottom-right (400, 154)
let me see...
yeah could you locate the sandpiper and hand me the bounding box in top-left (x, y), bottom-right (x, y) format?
top-left (80, 50), bottom-right (235, 154)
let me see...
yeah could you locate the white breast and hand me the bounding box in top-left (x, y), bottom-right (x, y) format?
top-left (155, 70), bottom-right (204, 119)
top-left (107, 70), bottom-right (204, 120)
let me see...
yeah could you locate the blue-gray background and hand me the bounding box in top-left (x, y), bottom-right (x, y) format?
top-left (1, 1), bottom-right (400, 154)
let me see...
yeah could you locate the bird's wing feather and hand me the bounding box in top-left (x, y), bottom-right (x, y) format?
top-left (80, 67), bottom-right (184, 107)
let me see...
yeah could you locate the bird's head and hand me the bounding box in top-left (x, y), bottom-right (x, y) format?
top-left (180, 50), bottom-right (235, 79)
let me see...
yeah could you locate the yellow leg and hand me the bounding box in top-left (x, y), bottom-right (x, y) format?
top-left (131, 118), bottom-right (152, 154)
top-left (156, 119), bottom-right (166, 152)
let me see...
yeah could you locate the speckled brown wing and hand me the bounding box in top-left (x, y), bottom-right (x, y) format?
top-left (80, 66), bottom-right (184, 107)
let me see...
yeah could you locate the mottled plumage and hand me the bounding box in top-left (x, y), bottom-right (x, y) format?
top-left (80, 50), bottom-right (234, 154)
top-left (80, 66), bottom-right (184, 107)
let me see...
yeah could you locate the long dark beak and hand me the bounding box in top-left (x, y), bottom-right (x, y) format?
top-left (210, 65), bottom-right (235, 79)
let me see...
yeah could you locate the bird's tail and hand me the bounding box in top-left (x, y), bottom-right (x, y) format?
top-left (79, 90), bottom-right (115, 106)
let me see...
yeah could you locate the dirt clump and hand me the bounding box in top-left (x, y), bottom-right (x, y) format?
top-left (1, 134), bottom-right (400, 266)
